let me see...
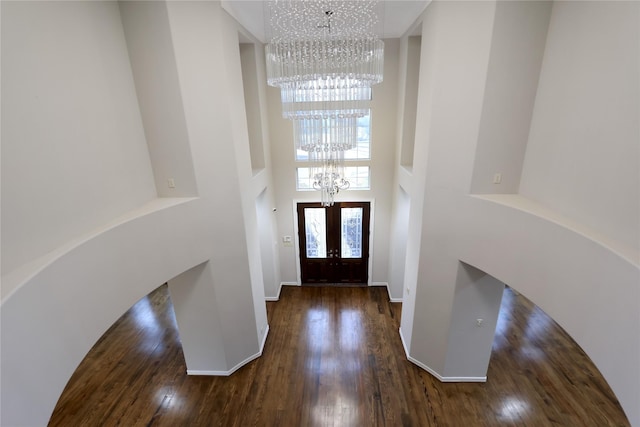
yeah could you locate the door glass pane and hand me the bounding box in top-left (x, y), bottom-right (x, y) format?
top-left (341, 207), bottom-right (363, 258)
top-left (304, 208), bottom-right (326, 258)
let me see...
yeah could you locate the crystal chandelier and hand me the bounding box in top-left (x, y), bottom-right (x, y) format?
top-left (265, 0), bottom-right (384, 206)
top-left (313, 153), bottom-right (350, 207)
top-left (301, 116), bottom-right (354, 205)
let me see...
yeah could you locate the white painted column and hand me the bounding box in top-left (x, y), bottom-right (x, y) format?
top-left (399, 0), bottom-right (500, 379)
top-left (442, 263), bottom-right (505, 380)
top-left (120, 0), bottom-right (268, 375)
top-left (168, 263), bottom-right (228, 374)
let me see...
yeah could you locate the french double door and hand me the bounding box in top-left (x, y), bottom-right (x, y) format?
top-left (297, 202), bottom-right (370, 284)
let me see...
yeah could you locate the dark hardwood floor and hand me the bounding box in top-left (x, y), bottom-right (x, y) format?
top-left (50, 285), bottom-right (629, 426)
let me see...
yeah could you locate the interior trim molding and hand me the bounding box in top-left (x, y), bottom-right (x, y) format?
top-left (265, 283), bottom-right (285, 301)
top-left (260, 324), bottom-right (270, 354)
top-left (187, 324), bottom-right (270, 377)
top-left (373, 282), bottom-right (403, 302)
top-left (398, 327), bottom-right (486, 383)
top-left (282, 281), bottom-right (300, 286)
top-left (266, 282), bottom-right (298, 301)
top-left (399, 326), bottom-right (410, 356)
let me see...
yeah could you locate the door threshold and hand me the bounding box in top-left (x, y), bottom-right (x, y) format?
top-left (301, 283), bottom-right (368, 287)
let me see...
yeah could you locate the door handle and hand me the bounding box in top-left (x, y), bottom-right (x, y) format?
top-left (327, 249), bottom-right (338, 258)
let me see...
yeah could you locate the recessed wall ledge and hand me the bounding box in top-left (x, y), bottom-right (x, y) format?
top-left (1, 197), bottom-right (199, 303)
top-left (400, 164), bottom-right (413, 174)
top-left (251, 167), bottom-right (266, 178)
top-left (250, 168), bottom-right (269, 195)
top-left (398, 165), bottom-right (413, 193)
top-left (471, 193), bottom-right (639, 268)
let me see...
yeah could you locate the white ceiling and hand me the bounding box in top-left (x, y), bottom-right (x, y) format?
top-left (221, 0), bottom-right (430, 42)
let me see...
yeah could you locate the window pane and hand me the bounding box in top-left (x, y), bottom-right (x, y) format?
top-left (304, 208), bottom-right (326, 258)
top-left (297, 167), bottom-right (370, 191)
top-left (341, 208), bottom-right (363, 258)
top-left (343, 113), bottom-right (371, 160)
top-left (296, 149), bottom-right (309, 161)
top-left (296, 168), bottom-right (313, 190)
top-left (344, 166), bottom-right (370, 189)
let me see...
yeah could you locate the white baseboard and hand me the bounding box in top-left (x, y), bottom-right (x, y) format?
top-left (187, 369), bottom-right (231, 376)
top-left (281, 281), bottom-right (300, 286)
top-left (187, 351), bottom-right (261, 377)
top-left (399, 326), bottom-right (410, 356)
top-left (437, 375), bottom-right (487, 382)
top-left (265, 282), bottom-right (298, 301)
top-left (265, 283), bottom-right (284, 301)
top-left (187, 325), bottom-right (270, 377)
top-left (372, 282), bottom-right (403, 302)
top-left (398, 327), bottom-right (486, 383)
top-left (260, 324), bottom-right (270, 353)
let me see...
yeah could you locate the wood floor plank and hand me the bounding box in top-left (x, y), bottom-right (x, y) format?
top-left (49, 285), bottom-right (629, 426)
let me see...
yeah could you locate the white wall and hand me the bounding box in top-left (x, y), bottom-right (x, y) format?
top-left (387, 186), bottom-right (410, 300)
top-left (517, 3), bottom-right (640, 421)
top-left (400, 0), bottom-right (499, 376)
top-left (1, 1), bottom-right (157, 276)
top-left (238, 35), bottom-right (282, 300)
top-left (399, 35), bottom-right (421, 168)
top-left (257, 188), bottom-right (281, 299)
top-left (119, 1), bottom-right (198, 198)
top-left (370, 39), bottom-right (400, 285)
top-left (164, 0), bottom-right (268, 366)
top-left (240, 42), bottom-right (266, 173)
top-left (520, 1), bottom-right (640, 254)
top-left (1, 2), bottom-right (270, 424)
top-left (386, 32), bottom-right (417, 301)
top-left (397, 1), bottom-right (640, 425)
top-left (395, 2), bottom-right (443, 345)
top-left (443, 263), bottom-right (504, 378)
top-left (1, 198), bottom-right (214, 426)
top-left (470, 0), bottom-right (551, 194)
top-left (268, 39), bottom-right (400, 286)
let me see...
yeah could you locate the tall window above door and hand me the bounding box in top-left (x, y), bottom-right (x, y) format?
top-left (295, 109), bottom-right (373, 194)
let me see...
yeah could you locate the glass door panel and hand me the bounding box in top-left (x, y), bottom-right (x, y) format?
top-left (304, 208), bottom-right (326, 258)
top-left (341, 207), bottom-right (363, 258)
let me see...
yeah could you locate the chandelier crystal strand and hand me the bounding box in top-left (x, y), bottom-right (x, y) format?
top-left (265, 0), bottom-right (384, 99)
top-left (265, 0), bottom-right (384, 205)
top-left (293, 116), bottom-right (357, 152)
top-left (312, 148), bottom-right (350, 207)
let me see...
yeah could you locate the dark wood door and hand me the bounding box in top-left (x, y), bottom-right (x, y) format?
top-left (297, 202), bottom-right (370, 284)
